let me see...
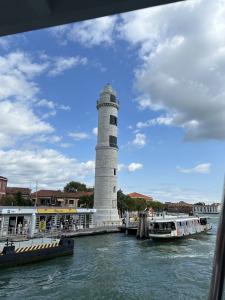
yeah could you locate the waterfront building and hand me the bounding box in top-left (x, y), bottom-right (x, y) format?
top-left (31, 190), bottom-right (93, 207)
top-left (0, 206), bottom-right (96, 238)
top-left (193, 202), bottom-right (221, 214)
top-left (165, 201), bottom-right (193, 214)
top-left (94, 84), bottom-right (120, 225)
top-left (128, 192), bottom-right (153, 202)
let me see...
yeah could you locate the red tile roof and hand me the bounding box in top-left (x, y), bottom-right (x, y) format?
top-left (128, 192), bottom-right (153, 201)
top-left (6, 187), bottom-right (31, 195)
top-left (31, 189), bottom-right (93, 198)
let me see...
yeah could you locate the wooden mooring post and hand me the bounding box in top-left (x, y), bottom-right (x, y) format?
top-left (136, 212), bottom-right (149, 239)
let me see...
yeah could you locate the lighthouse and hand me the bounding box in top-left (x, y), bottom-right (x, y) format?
top-left (94, 84), bottom-right (120, 225)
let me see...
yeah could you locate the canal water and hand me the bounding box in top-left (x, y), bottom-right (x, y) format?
top-left (0, 217), bottom-right (219, 300)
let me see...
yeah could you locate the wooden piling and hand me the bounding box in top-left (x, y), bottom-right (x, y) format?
top-left (136, 212), bottom-right (149, 239)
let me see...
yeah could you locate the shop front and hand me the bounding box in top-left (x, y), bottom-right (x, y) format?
top-left (0, 207), bottom-right (35, 237)
top-left (0, 207), bottom-right (96, 238)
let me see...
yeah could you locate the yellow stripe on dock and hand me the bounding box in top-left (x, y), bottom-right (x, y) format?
top-left (13, 241), bottom-right (60, 253)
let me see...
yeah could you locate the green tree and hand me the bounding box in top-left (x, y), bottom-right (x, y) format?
top-left (1, 195), bottom-right (15, 206)
top-left (1, 193), bottom-right (32, 206)
top-left (15, 191), bottom-right (23, 206)
top-left (117, 189), bottom-right (129, 216)
top-left (78, 194), bottom-right (94, 208)
top-left (147, 200), bottom-right (166, 211)
top-left (117, 190), bottom-right (148, 213)
top-left (64, 181), bottom-right (88, 192)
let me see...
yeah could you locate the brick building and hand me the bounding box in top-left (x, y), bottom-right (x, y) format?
top-left (31, 190), bottom-right (93, 208)
top-left (6, 187), bottom-right (31, 200)
top-left (165, 201), bottom-right (193, 214)
top-left (0, 176), bottom-right (7, 200)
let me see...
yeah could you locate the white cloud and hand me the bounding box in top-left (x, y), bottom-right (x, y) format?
top-left (132, 133), bottom-right (147, 148)
top-left (0, 51), bottom-right (45, 101)
top-left (0, 149), bottom-right (95, 189)
top-left (177, 163), bottom-right (211, 174)
top-left (50, 16), bottom-right (118, 46)
top-left (48, 56), bottom-right (87, 76)
top-left (118, 163), bottom-right (143, 172)
top-left (0, 51), bottom-right (75, 148)
top-left (36, 99), bottom-right (55, 109)
top-left (36, 99), bottom-right (71, 118)
top-left (118, 0), bottom-right (225, 141)
top-left (60, 143), bottom-right (73, 148)
top-left (58, 104), bottom-right (71, 111)
top-left (92, 127), bottom-right (98, 136)
top-left (137, 115), bottom-right (173, 129)
top-left (69, 132), bottom-right (90, 141)
top-left (34, 135), bottom-right (62, 144)
top-left (148, 185), bottom-right (215, 204)
top-left (0, 37), bottom-right (11, 49)
top-left (0, 101), bottom-right (53, 148)
top-left (127, 163), bottom-right (143, 172)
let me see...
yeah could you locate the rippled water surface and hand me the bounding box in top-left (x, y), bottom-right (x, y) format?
top-left (0, 217), bottom-right (219, 300)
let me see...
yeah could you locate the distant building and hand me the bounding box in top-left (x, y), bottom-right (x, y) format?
top-left (128, 192), bottom-right (153, 202)
top-left (31, 190), bottom-right (93, 208)
top-left (193, 202), bottom-right (221, 214)
top-left (0, 176), bottom-right (7, 200)
top-left (6, 187), bottom-right (31, 200)
top-left (0, 176), bottom-right (31, 204)
top-left (165, 201), bottom-right (193, 214)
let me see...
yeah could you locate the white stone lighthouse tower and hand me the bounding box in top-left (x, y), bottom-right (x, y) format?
top-left (94, 84), bottom-right (120, 225)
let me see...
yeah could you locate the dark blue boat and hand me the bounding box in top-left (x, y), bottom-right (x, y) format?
top-left (0, 237), bottom-right (74, 268)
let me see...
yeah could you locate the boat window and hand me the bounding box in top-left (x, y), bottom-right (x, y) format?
top-left (200, 218), bottom-right (207, 225)
top-left (154, 223), bottom-right (159, 229)
top-left (171, 222), bottom-right (176, 230)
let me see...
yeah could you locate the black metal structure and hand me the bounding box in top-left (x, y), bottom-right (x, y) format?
top-left (0, 0), bottom-right (185, 37)
top-left (208, 182), bottom-right (225, 300)
top-left (0, 237), bottom-right (74, 268)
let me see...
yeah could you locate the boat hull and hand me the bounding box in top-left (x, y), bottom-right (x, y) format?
top-left (0, 238), bottom-right (74, 268)
top-left (149, 226), bottom-right (212, 241)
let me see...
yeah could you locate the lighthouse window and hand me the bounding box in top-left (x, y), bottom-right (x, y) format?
top-left (114, 168), bottom-right (116, 175)
top-left (109, 135), bottom-right (117, 147)
top-left (110, 94), bottom-right (116, 103)
top-left (110, 115), bottom-right (117, 126)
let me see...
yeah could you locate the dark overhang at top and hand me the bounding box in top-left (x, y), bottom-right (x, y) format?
top-left (0, 0), bottom-right (185, 37)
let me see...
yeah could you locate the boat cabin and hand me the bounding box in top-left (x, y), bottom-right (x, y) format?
top-left (150, 221), bottom-right (176, 234)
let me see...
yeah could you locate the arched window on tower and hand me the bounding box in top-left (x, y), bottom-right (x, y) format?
top-left (113, 186), bottom-right (116, 193)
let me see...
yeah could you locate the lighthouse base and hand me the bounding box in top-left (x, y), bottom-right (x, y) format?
top-left (93, 209), bottom-right (121, 226)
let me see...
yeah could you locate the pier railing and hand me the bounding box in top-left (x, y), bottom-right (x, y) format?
top-left (0, 222), bottom-right (122, 240)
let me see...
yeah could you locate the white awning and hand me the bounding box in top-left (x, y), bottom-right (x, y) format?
top-left (57, 199), bottom-right (64, 202)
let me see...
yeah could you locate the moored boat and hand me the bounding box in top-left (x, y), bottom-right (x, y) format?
top-left (0, 237), bottom-right (74, 268)
top-left (149, 216), bottom-right (211, 240)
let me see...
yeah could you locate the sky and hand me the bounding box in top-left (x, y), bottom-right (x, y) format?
top-left (0, 0), bottom-right (224, 204)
